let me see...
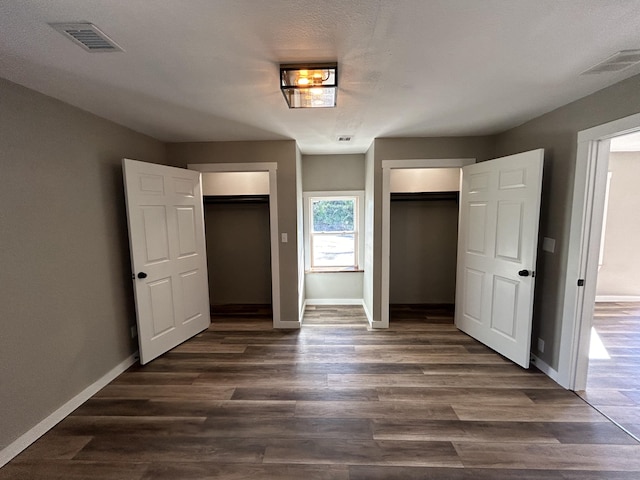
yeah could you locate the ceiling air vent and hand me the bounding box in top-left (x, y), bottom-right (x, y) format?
top-left (581, 49), bottom-right (640, 75)
top-left (337, 135), bottom-right (354, 142)
top-left (49, 23), bottom-right (124, 52)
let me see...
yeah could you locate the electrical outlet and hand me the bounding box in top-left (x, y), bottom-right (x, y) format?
top-left (537, 338), bottom-right (545, 353)
top-left (131, 325), bottom-right (138, 339)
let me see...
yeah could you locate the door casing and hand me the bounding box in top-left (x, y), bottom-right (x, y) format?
top-left (559, 112), bottom-right (640, 390)
top-left (188, 162), bottom-right (286, 328)
top-left (379, 158), bottom-right (475, 328)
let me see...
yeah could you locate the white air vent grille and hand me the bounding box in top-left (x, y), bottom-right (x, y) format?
top-left (50, 23), bottom-right (124, 52)
top-left (337, 135), bottom-right (354, 142)
top-left (581, 49), bottom-right (640, 75)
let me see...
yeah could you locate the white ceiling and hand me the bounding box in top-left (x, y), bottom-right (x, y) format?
top-left (2, 0), bottom-right (640, 154)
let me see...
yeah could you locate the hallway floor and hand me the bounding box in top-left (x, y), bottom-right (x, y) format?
top-left (578, 302), bottom-right (640, 441)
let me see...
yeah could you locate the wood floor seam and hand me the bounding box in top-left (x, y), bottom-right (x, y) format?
top-left (2, 304), bottom-right (639, 479)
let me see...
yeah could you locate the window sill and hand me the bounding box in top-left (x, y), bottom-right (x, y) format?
top-left (306, 268), bottom-right (364, 274)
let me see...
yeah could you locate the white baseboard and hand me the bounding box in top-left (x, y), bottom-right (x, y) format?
top-left (362, 301), bottom-right (373, 326)
top-left (0, 352), bottom-right (138, 468)
top-left (274, 320), bottom-right (301, 329)
top-left (304, 298), bottom-right (364, 306)
top-left (595, 295), bottom-right (640, 302)
top-left (299, 300), bottom-right (307, 324)
top-left (530, 354), bottom-right (560, 384)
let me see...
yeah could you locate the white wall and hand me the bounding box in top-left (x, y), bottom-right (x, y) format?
top-left (202, 171), bottom-right (269, 195)
top-left (390, 168), bottom-right (460, 193)
top-left (305, 273), bottom-right (365, 301)
top-left (596, 151), bottom-right (640, 297)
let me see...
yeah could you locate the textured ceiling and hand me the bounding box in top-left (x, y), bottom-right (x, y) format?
top-left (2, 0), bottom-right (640, 154)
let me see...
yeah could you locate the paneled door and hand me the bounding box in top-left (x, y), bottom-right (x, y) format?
top-left (455, 150), bottom-right (544, 368)
top-left (123, 159), bottom-right (210, 364)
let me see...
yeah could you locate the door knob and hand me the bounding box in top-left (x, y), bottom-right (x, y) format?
top-left (137, 272), bottom-right (148, 279)
top-left (518, 269), bottom-right (530, 277)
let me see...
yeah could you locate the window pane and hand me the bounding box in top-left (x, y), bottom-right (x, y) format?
top-left (312, 233), bottom-right (355, 267)
top-left (312, 199), bottom-right (355, 232)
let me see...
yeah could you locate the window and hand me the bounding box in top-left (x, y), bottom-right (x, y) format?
top-left (304, 192), bottom-right (364, 271)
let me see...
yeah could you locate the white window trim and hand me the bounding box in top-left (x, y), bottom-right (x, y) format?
top-left (303, 190), bottom-right (365, 272)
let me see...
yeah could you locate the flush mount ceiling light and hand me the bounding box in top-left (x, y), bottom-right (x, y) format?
top-left (280, 63), bottom-right (337, 108)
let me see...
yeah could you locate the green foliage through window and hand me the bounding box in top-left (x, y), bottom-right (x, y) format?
top-left (312, 199), bottom-right (355, 232)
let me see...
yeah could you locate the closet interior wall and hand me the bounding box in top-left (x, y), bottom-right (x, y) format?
top-left (204, 196), bottom-right (272, 310)
top-left (389, 192), bottom-right (459, 305)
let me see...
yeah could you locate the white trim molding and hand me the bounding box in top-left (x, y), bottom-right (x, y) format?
top-left (595, 295), bottom-right (640, 302)
top-left (0, 353), bottom-right (138, 468)
top-left (188, 162), bottom-right (281, 329)
top-left (530, 354), bottom-right (560, 384)
top-left (304, 298), bottom-right (365, 305)
top-left (362, 300), bottom-right (373, 326)
top-left (274, 320), bottom-right (302, 329)
top-left (380, 158), bottom-right (475, 329)
top-left (188, 162), bottom-right (278, 173)
top-left (302, 190), bottom-right (365, 272)
top-left (559, 112), bottom-right (640, 390)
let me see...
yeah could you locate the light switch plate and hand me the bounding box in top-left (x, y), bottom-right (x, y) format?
top-left (542, 237), bottom-right (556, 253)
top-left (281, 233), bottom-right (288, 243)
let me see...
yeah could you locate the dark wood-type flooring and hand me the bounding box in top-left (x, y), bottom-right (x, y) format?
top-left (578, 302), bottom-right (640, 440)
top-left (2, 304), bottom-right (640, 479)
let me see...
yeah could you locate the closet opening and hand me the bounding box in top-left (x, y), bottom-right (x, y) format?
top-left (204, 194), bottom-right (272, 320)
top-left (389, 191), bottom-right (459, 323)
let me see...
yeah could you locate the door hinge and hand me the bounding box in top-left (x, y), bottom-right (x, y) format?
top-left (577, 279), bottom-right (585, 287)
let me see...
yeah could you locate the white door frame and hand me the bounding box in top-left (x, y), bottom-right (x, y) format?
top-left (558, 112), bottom-right (640, 390)
top-left (188, 162), bottom-right (281, 328)
top-left (379, 158), bottom-right (475, 328)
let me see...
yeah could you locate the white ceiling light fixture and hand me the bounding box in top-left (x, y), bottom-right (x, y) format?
top-left (280, 63), bottom-right (337, 108)
top-left (49, 22), bottom-right (124, 52)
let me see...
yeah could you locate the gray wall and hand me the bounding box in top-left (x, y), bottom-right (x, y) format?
top-left (302, 154), bottom-right (366, 301)
top-left (495, 73), bottom-right (640, 369)
top-left (0, 78), bottom-right (166, 450)
top-left (205, 201), bottom-right (272, 305)
top-left (302, 154), bottom-right (366, 191)
top-left (596, 151), bottom-right (640, 297)
top-left (390, 198), bottom-right (459, 304)
top-left (166, 141), bottom-right (300, 323)
top-left (368, 137), bottom-right (497, 323)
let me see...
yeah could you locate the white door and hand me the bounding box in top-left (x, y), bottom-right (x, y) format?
top-left (123, 158), bottom-right (210, 364)
top-left (455, 149), bottom-right (544, 368)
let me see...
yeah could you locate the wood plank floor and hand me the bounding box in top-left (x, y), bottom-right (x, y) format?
top-left (2, 305), bottom-right (640, 479)
top-left (578, 302), bottom-right (640, 441)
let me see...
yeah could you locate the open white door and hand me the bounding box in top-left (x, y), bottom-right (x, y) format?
top-left (455, 149), bottom-right (543, 368)
top-left (123, 159), bottom-right (210, 364)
